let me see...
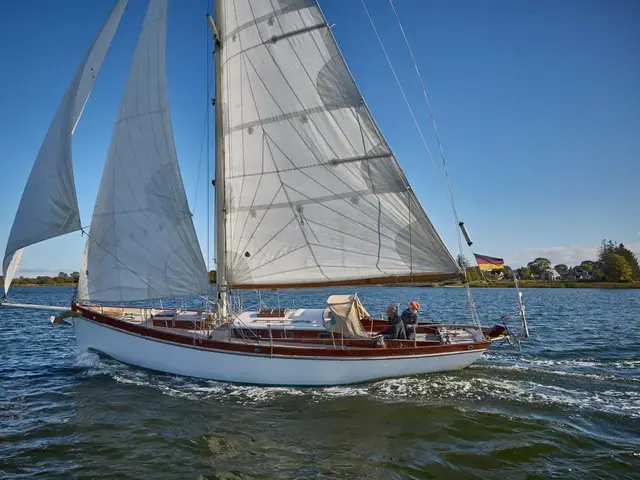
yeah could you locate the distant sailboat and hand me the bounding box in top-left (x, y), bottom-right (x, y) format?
top-left (2, 0), bottom-right (526, 386)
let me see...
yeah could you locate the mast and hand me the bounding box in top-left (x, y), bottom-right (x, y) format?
top-left (207, 5), bottom-right (227, 321)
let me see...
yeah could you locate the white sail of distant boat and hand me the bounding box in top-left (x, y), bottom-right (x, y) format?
top-left (220, 0), bottom-right (459, 290)
top-left (1, 0), bottom-right (528, 387)
top-left (76, 0), bottom-right (208, 303)
top-left (2, 0), bottom-right (128, 296)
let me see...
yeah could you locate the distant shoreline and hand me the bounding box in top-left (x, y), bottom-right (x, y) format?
top-left (426, 280), bottom-right (640, 289)
top-left (9, 281), bottom-right (640, 290)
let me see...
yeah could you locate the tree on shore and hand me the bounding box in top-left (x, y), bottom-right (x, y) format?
top-left (616, 243), bottom-right (640, 280)
top-left (554, 264), bottom-right (568, 277)
top-left (503, 265), bottom-right (514, 278)
top-left (602, 253), bottom-right (633, 282)
top-left (516, 266), bottom-right (531, 279)
top-left (598, 240), bottom-right (639, 281)
top-left (527, 257), bottom-right (551, 277)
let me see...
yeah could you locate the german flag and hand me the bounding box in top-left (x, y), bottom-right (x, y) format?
top-left (473, 253), bottom-right (505, 271)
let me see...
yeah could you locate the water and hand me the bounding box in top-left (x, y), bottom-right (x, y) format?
top-left (1, 286), bottom-right (639, 479)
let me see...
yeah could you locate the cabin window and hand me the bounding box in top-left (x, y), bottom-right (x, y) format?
top-left (280, 332), bottom-right (295, 339)
top-left (318, 333), bottom-right (331, 339)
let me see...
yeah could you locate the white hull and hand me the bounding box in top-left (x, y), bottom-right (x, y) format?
top-left (74, 317), bottom-right (486, 386)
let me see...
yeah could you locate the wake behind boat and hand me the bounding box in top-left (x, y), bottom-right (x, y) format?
top-left (1, 0), bottom-right (527, 386)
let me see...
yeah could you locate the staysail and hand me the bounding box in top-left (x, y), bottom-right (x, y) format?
top-left (218, 0), bottom-right (460, 289)
top-left (77, 0), bottom-right (208, 303)
top-left (2, 0), bottom-right (128, 296)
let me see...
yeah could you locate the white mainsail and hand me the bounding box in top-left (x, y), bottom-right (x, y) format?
top-left (2, 0), bottom-right (128, 296)
top-left (77, 0), bottom-right (208, 303)
top-left (219, 0), bottom-right (459, 288)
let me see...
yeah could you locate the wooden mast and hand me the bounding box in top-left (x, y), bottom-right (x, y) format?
top-left (207, 4), bottom-right (227, 322)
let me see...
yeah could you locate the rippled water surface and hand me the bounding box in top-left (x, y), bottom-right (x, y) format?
top-left (1, 286), bottom-right (639, 479)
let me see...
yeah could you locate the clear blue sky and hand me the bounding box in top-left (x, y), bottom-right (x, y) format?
top-left (0, 0), bottom-right (638, 276)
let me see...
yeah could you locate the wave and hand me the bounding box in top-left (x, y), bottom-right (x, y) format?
top-left (72, 352), bottom-right (640, 420)
top-left (470, 362), bottom-right (640, 383)
top-left (483, 352), bottom-right (640, 371)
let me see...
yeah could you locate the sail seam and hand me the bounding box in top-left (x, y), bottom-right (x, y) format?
top-left (303, 217), bottom-right (394, 250)
top-left (355, 105), bottom-right (384, 274)
top-left (244, 243), bottom-right (309, 274)
top-left (262, 8), bottom-right (408, 244)
top-left (262, 131), bottom-right (329, 281)
top-left (295, 9), bottom-right (383, 185)
top-left (232, 130), bottom-right (267, 259)
top-left (233, 6), bottom-right (341, 281)
top-left (261, 131), bottom-right (403, 241)
top-left (242, 216), bottom-right (298, 262)
top-left (242, 5), bottom-right (371, 174)
top-left (281, 182), bottom-right (400, 245)
top-left (235, 185), bottom-right (284, 269)
top-left (238, 44), bottom-right (387, 225)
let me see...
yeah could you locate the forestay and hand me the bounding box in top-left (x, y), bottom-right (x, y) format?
top-left (77, 0), bottom-right (208, 303)
top-left (219, 0), bottom-right (459, 289)
top-left (2, 0), bottom-right (128, 296)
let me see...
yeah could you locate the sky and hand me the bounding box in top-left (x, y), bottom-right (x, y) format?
top-left (0, 0), bottom-right (638, 277)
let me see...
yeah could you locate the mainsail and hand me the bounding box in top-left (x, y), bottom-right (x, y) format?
top-left (2, 0), bottom-right (128, 296)
top-left (219, 0), bottom-right (460, 288)
top-left (77, 0), bottom-right (208, 303)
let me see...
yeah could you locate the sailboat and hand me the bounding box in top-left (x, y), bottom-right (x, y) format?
top-left (1, 0), bottom-right (525, 386)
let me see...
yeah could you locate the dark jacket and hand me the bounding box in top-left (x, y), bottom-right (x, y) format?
top-left (401, 308), bottom-right (418, 326)
top-left (381, 313), bottom-right (407, 340)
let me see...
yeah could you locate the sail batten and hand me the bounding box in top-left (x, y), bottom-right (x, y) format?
top-left (2, 0), bottom-right (128, 296)
top-left (220, 0), bottom-right (458, 288)
top-left (77, 0), bottom-right (208, 303)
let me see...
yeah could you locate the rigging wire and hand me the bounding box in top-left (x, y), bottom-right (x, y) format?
top-left (359, 0), bottom-right (440, 183)
top-left (387, 1), bottom-right (482, 324)
top-left (360, 0), bottom-right (465, 258)
top-left (191, 60), bottom-right (214, 216)
top-left (206, 0), bottom-right (212, 277)
top-left (362, 0), bottom-right (480, 324)
top-left (387, 0), bottom-right (460, 225)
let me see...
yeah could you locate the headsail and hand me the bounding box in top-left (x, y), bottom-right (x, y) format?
top-left (2, 0), bottom-right (128, 296)
top-left (77, 0), bottom-right (208, 303)
top-left (3, 250), bottom-right (23, 298)
top-left (219, 0), bottom-right (460, 289)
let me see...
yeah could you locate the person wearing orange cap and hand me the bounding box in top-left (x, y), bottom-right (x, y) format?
top-left (401, 301), bottom-right (420, 334)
